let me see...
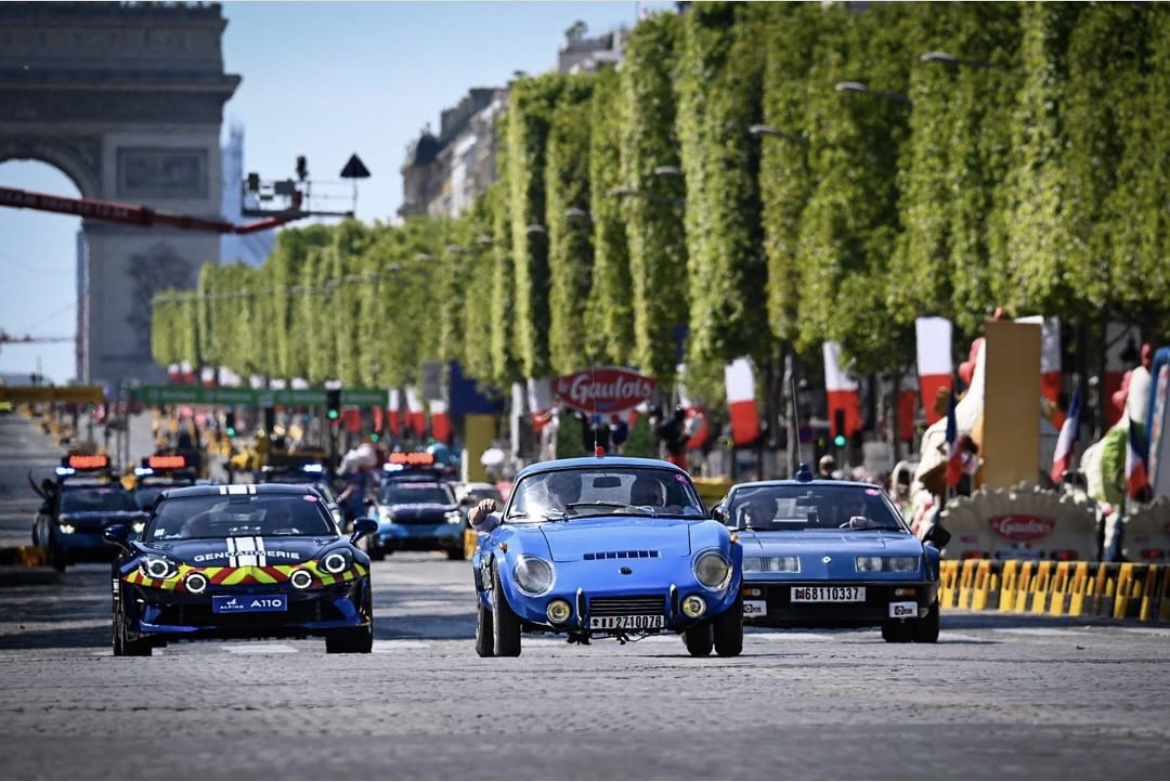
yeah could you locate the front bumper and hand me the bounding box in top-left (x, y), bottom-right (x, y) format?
top-left (373, 522), bottom-right (463, 554)
top-left (122, 580), bottom-right (371, 642)
top-left (741, 579), bottom-right (938, 628)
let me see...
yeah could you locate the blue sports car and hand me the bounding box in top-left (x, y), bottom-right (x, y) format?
top-left (470, 456), bottom-right (744, 658)
top-left (103, 483), bottom-right (378, 656)
top-left (710, 468), bottom-right (948, 643)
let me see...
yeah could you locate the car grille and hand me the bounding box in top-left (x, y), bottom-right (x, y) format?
top-left (583, 550), bottom-right (661, 561)
top-left (155, 600), bottom-right (346, 627)
top-left (589, 595), bottom-right (666, 616)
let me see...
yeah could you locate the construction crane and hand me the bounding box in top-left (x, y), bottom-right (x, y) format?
top-left (0, 332), bottom-right (72, 345)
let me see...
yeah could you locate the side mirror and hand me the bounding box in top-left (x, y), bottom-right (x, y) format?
top-left (710, 505), bottom-right (728, 524)
top-left (924, 524), bottom-right (951, 549)
top-left (350, 518), bottom-right (378, 544)
top-left (102, 524), bottom-right (130, 548)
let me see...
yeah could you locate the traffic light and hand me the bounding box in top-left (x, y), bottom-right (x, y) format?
top-left (224, 410), bottom-right (237, 438)
top-left (325, 388), bottom-right (341, 421)
top-left (295, 155), bottom-right (309, 182)
top-left (263, 405), bottom-right (276, 434)
top-left (833, 409), bottom-right (847, 448)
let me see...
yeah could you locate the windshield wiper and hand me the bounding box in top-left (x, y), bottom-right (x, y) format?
top-left (564, 501), bottom-right (659, 517)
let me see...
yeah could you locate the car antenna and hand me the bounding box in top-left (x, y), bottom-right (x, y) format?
top-left (590, 355), bottom-right (604, 458)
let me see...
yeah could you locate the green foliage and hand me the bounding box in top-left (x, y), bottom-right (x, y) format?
top-left (490, 115), bottom-right (523, 386)
top-left (460, 190), bottom-right (498, 384)
top-left (584, 66), bottom-right (634, 366)
top-left (555, 412), bottom-right (588, 459)
top-left (622, 413), bottom-right (656, 459)
top-left (545, 74), bottom-right (597, 375)
top-left (507, 73), bottom-right (570, 379)
top-left (622, 12), bottom-right (689, 386)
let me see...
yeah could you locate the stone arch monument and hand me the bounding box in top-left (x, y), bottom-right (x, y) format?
top-left (0, 2), bottom-right (240, 388)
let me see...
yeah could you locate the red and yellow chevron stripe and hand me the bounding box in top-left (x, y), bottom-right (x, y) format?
top-left (123, 559), bottom-right (369, 592)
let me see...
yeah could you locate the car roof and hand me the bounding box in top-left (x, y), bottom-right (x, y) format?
top-left (728, 479), bottom-right (884, 494)
top-left (158, 484), bottom-right (322, 500)
top-left (514, 456), bottom-right (691, 480)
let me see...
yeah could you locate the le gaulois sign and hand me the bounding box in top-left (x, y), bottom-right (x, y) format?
top-left (552, 366), bottom-right (657, 415)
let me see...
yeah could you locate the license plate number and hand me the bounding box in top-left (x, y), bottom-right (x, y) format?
top-left (589, 614), bottom-right (664, 630)
top-left (889, 601), bottom-right (918, 618)
top-left (212, 594), bottom-right (288, 614)
top-left (743, 600), bottom-right (767, 617)
top-left (791, 586), bottom-right (865, 603)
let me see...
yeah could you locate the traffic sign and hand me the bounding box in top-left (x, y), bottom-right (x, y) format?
top-left (132, 385), bottom-right (389, 408)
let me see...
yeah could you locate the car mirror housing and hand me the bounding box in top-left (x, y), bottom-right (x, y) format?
top-left (350, 518), bottom-right (378, 544)
top-left (924, 524), bottom-right (951, 549)
top-left (102, 524), bottom-right (130, 549)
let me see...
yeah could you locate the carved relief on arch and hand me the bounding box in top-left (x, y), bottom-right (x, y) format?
top-left (126, 242), bottom-right (195, 358)
top-left (0, 134), bottom-right (102, 197)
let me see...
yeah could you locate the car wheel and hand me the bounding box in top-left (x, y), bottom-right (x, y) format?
top-left (683, 621), bottom-right (714, 657)
top-left (46, 531), bottom-right (67, 573)
top-left (475, 597), bottom-right (495, 658)
top-left (913, 600), bottom-right (940, 643)
top-left (446, 547), bottom-right (466, 561)
top-left (491, 562), bottom-right (522, 657)
top-left (881, 620), bottom-right (914, 643)
top-left (712, 598), bottom-right (744, 657)
top-left (115, 607), bottom-right (152, 657)
top-left (369, 547), bottom-right (386, 562)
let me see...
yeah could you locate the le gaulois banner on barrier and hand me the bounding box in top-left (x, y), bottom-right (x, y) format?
top-left (552, 367), bottom-right (657, 415)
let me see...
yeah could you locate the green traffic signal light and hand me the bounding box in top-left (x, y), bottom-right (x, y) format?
top-left (370, 433), bottom-right (381, 443)
top-left (833, 434), bottom-right (846, 447)
top-left (327, 409), bottom-right (339, 421)
top-left (226, 426), bottom-right (237, 437)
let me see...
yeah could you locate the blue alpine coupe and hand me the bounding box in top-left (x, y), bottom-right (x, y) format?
top-left (710, 468), bottom-right (947, 643)
top-left (470, 456), bottom-right (744, 658)
top-left (103, 483), bottom-right (378, 656)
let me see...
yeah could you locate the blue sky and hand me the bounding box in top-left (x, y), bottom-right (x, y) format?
top-left (0, 0), bottom-right (674, 385)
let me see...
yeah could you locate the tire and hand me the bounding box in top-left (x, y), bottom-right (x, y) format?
top-left (881, 620), bottom-right (914, 643)
top-left (913, 600), bottom-right (940, 643)
top-left (683, 621), bottom-right (714, 657)
top-left (712, 598), bottom-right (744, 657)
top-left (114, 608), bottom-right (151, 657)
top-left (446, 546), bottom-right (466, 561)
top-left (46, 531), bottom-right (67, 573)
top-left (326, 626), bottom-right (373, 654)
top-left (475, 598), bottom-right (495, 657)
top-left (491, 562), bottom-right (522, 657)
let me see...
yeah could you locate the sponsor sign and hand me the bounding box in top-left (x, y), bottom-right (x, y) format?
top-left (988, 514), bottom-right (1056, 542)
top-left (552, 366), bottom-right (657, 415)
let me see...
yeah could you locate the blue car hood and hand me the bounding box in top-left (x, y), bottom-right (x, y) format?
top-left (59, 510), bottom-right (147, 523)
top-left (142, 536), bottom-right (339, 566)
top-left (739, 530), bottom-right (922, 556)
top-left (537, 517), bottom-right (693, 563)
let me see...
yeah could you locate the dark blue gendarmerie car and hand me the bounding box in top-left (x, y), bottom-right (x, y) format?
top-left (369, 462), bottom-right (465, 561)
top-left (710, 468), bottom-right (947, 643)
top-left (470, 455), bottom-right (744, 658)
top-left (103, 483), bottom-right (378, 656)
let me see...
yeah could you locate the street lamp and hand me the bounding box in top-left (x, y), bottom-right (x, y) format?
top-left (920, 51), bottom-right (1002, 71)
top-left (525, 224), bottom-right (547, 235)
top-left (476, 234), bottom-right (494, 247)
top-left (834, 81), bottom-right (912, 105)
top-left (564, 207), bottom-right (591, 221)
top-left (609, 187), bottom-right (685, 207)
top-left (750, 124), bottom-right (809, 143)
top-left (653, 165), bottom-right (683, 178)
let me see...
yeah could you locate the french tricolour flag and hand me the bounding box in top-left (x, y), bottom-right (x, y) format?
top-left (944, 388), bottom-right (962, 491)
top-left (1049, 387), bottom-right (1081, 485)
top-left (1126, 419), bottom-right (1150, 501)
top-left (724, 357), bottom-right (761, 447)
top-left (915, 317), bottom-right (953, 426)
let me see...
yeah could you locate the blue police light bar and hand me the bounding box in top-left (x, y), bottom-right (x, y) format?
top-left (135, 468), bottom-right (155, 477)
top-left (55, 467), bottom-right (76, 477)
top-left (383, 463), bottom-right (405, 472)
top-left (302, 464), bottom-right (325, 473)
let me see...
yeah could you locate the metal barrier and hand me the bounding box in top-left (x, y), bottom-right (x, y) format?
top-left (937, 559), bottom-right (1170, 624)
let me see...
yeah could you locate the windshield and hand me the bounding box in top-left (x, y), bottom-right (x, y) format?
top-left (145, 494), bottom-right (337, 541)
top-left (727, 484), bottom-right (907, 532)
top-left (505, 466), bottom-right (705, 522)
top-left (263, 475), bottom-right (339, 505)
top-left (61, 486), bottom-right (140, 513)
top-left (380, 482), bottom-right (455, 506)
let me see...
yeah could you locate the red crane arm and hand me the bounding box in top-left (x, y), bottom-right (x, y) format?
top-left (0, 185), bottom-right (304, 235)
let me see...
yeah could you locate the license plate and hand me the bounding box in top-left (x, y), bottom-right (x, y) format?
top-left (212, 594), bottom-right (288, 614)
top-left (791, 586), bottom-right (865, 603)
top-left (589, 614), bottom-right (664, 630)
top-left (889, 601), bottom-right (918, 618)
top-left (743, 600), bottom-right (767, 617)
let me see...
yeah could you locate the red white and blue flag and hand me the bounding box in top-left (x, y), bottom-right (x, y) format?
top-left (1049, 387), bottom-right (1081, 485)
top-left (1126, 419), bottom-right (1150, 501)
top-left (944, 387), bottom-right (962, 491)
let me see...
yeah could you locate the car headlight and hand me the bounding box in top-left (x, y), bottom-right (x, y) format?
top-left (320, 550), bottom-right (352, 575)
top-left (513, 555), bottom-right (554, 596)
top-left (693, 551), bottom-right (731, 589)
top-left (184, 572), bottom-right (208, 594)
top-left (744, 555), bottom-right (801, 574)
top-left (445, 509), bottom-right (464, 524)
top-left (855, 556), bottom-right (921, 573)
top-left (58, 523), bottom-right (76, 534)
top-left (132, 522), bottom-right (146, 535)
top-left (141, 556), bottom-right (179, 580)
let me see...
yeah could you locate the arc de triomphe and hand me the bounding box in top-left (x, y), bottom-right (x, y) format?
top-left (0, 2), bottom-right (239, 388)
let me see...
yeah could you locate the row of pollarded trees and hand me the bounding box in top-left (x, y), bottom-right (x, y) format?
top-left (153, 2), bottom-right (1170, 434)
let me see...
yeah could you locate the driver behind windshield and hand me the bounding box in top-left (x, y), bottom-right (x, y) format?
top-left (469, 470), bottom-right (583, 532)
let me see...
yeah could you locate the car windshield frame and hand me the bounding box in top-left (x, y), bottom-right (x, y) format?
top-left (60, 486), bottom-right (141, 514)
top-left (379, 481), bottom-right (456, 506)
top-left (726, 483), bottom-right (909, 533)
top-left (503, 466), bottom-right (706, 523)
top-left (144, 494), bottom-right (339, 541)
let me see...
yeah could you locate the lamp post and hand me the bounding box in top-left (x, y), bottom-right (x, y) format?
top-left (834, 81), bottom-right (912, 105)
top-left (920, 51), bottom-right (1003, 71)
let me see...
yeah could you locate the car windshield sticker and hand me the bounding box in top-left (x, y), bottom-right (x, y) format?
top-left (302, 495), bottom-right (317, 501)
top-left (865, 488), bottom-right (881, 496)
top-left (674, 474), bottom-right (688, 483)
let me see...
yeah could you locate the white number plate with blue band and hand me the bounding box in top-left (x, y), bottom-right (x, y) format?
top-left (791, 586), bottom-right (865, 603)
top-left (212, 594), bottom-right (288, 613)
top-left (590, 615), bottom-right (664, 630)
